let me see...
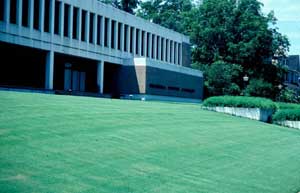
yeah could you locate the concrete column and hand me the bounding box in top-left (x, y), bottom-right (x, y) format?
top-left (120, 23), bottom-right (124, 51)
top-left (153, 34), bottom-right (156, 59)
top-left (100, 16), bottom-right (104, 46)
top-left (29, 0), bottom-right (34, 29)
top-left (39, 0), bottom-right (45, 32)
top-left (45, 51), bottom-right (54, 90)
top-left (143, 31), bottom-right (147, 57)
top-left (97, 61), bottom-right (104, 94)
top-left (77, 9), bottom-right (82, 40)
top-left (85, 12), bottom-right (90, 42)
top-left (4, 0), bottom-right (10, 23)
top-left (113, 21), bottom-right (118, 49)
top-left (126, 25), bottom-right (130, 52)
top-left (148, 33), bottom-right (152, 58)
top-left (138, 29), bottom-right (142, 56)
top-left (59, 1), bottom-right (64, 36)
top-left (68, 5), bottom-right (73, 38)
top-left (93, 14), bottom-right (97, 44)
top-left (132, 27), bottom-right (136, 55)
top-left (157, 36), bottom-right (161, 60)
top-left (107, 18), bottom-right (111, 48)
top-left (17, 0), bottom-right (23, 26)
top-left (49, 0), bottom-right (55, 34)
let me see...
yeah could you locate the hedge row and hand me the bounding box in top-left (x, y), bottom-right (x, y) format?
top-left (202, 96), bottom-right (277, 111)
top-left (276, 102), bottom-right (300, 110)
top-left (272, 109), bottom-right (300, 121)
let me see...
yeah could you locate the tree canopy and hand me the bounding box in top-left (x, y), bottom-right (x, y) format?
top-left (99, 0), bottom-right (139, 14)
top-left (137, 0), bottom-right (194, 34)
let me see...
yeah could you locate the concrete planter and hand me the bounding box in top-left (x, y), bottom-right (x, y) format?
top-left (275, 121), bottom-right (300, 129)
top-left (204, 106), bottom-right (274, 122)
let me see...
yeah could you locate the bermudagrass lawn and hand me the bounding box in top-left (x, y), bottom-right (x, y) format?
top-left (0, 91), bottom-right (300, 193)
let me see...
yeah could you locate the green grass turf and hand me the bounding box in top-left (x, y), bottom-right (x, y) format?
top-left (0, 91), bottom-right (300, 193)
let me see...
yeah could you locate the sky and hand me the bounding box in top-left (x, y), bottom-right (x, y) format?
top-left (258, 0), bottom-right (300, 55)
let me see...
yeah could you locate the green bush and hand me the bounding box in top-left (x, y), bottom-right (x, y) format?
top-left (276, 102), bottom-right (300, 110)
top-left (203, 96), bottom-right (277, 110)
top-left (244, 78), bottom-right (275, 99)
top-left (272, 109), bottom-right (300, 121)
top-left (198, 61), bottom-right (242, 97)
top-left (276, 88), bottom-right (300, 103)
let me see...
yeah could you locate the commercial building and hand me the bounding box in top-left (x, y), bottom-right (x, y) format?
top-left (0, 0), bottom-right (203, 101)
top-left (282, 55), bottom-right (300, 94)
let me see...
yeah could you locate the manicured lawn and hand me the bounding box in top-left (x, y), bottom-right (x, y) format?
top-left (0, 91), bottom-right (300, 193)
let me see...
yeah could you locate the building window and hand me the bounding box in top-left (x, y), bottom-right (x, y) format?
top-left (0, 0), bottom-right (4, 21)
top-left (149, 84), bottom-right (166, 90)
top-left (182, 88), bottom-right (195, 93)
top-left (54, 0), bottom-right (60, 34)
top-left (22, 0), bottom-right (29, 27)
top-left (33, 0), bottom-right (40, 30)
top-left (44, 0), bottom-right (50, 32)
top-left (165, 39), bottom-right (169, 62)
top-left (63, 4), bottom-right (69, 37)
top-left (135, 28), bottom-right (139, 55)
top-left (72, 7), bottom-right (79, 39)
top-left (96, 15), bottom-right (102, 45)
top-left (130, 27), bottom-right (134, 53)
top-left (124, 24), bottom-right (128, 51)
top-left (168, 86), bottom-right (180, 91)
top-left (146, 33), bottom-right (150, 57)
top-left (141, 31), bottom-right (145, 56)
top-left (104, 17), bottom-right (109, 47)
top-left (89, 13), bottom-right (94, 43)
top-left (117, 22), bottom-right (122, 50)
top-left (10, 0), bottom-right (17, 24)
top-left (151, 34), bottom-right (155, 59)
top-left (81, 10), bottom-right (87, 41)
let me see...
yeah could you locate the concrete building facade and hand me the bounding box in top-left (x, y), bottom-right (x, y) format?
top-left (0, 0), bottom-right (203, 101)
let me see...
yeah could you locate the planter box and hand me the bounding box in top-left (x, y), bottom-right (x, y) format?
top-left (275, 121), bottom-right (300, 129)
top-left (204, 106), bottom-right (274, 122)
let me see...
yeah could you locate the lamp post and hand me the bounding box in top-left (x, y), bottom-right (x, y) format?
top-left (243, 74), bottom-right (249, 88)
top-left (241, 75), bottom-right (249, 95)
top-left (278, 84), bottom-right (283, 90)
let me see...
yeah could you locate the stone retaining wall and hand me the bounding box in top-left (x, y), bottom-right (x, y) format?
top-left (204, 106), bottom-right (274, 122)
top-left (275, 121), bottom-right (300, 129)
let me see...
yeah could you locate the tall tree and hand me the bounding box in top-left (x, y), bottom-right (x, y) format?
top-left (191, 0), bottom-right (290, 98)
top-left (99, 0), bottom-right (139, 14)
top-left (137, 0), bottom-right (194, 34)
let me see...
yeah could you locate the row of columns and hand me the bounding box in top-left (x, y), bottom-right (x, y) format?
top-left (2, 0), bottom-right (183, 66)
top-left (45, 50), bottom-right (104, 93)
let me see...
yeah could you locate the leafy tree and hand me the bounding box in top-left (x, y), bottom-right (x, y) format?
top-left (98, 0), bottom-right (139, 14)
top-left (203, 61), bottom-right (242, 96)
top-left (277, 88), bottom-right (300, 103)
top-left (191, 0), bottom-right (290, 99)
top-left (244, 78), bottom-right (274, 98)
top-left (137, 0), bottom-right (194, 34)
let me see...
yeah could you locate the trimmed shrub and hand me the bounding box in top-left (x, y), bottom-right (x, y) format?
top-left (244, 78), bottom-right (274, 99)
top-left (203, 96), bottom-right (277, 110)
top-left (276, 102), bottom-right (300, 110)
top-left (273, 109), bottom-right (300, 121)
